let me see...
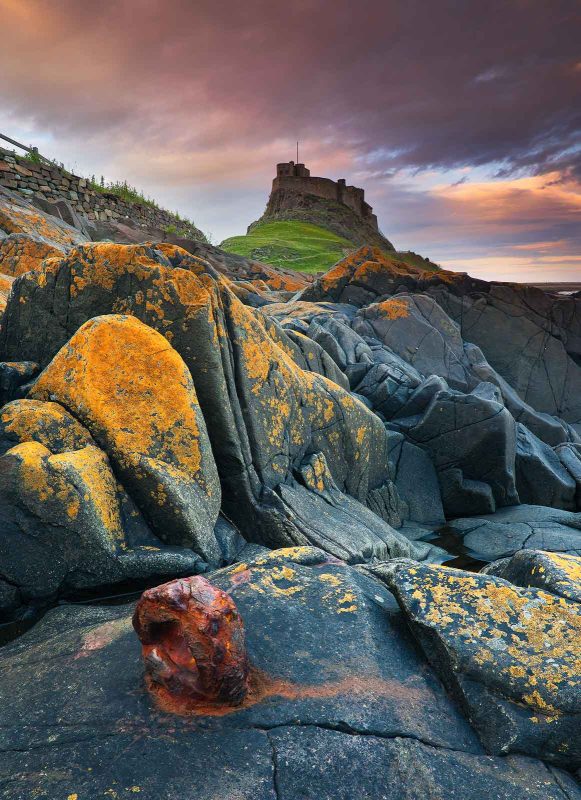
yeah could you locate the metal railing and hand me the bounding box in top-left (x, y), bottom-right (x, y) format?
top-left (0, 132), bottom-right (49, 163)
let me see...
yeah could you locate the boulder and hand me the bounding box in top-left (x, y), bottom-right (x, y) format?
top-left (30, 314), bottom-right (221, 561)
top-left (0, 440), bottom-right (130, 602)
top-left (483, 549), bottom-right (581, 602)
top-left (392, 380), bottom-right (519, 516)
top-left (515, 424), bottom-right (577, 510)
top-left (0, 424), bottom-right (210, 616)
top-left (368, 558), bottom-right (581, 767)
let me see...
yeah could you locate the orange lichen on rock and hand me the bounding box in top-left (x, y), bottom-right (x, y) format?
top-left (0, 399), bottom-right (94, 453)
top-left (32, 313), bottom-right (205, 476)
top-left (374, 297), bottom-right (412, 320)
top-left (258, 269), bottom-right (307, 292)
top-left (30, 313), bottom-right (221, 557)
top-left (318, 246), bottom-right (418, 294)
top-left (0, 234), bottom-right (63, 277)
top-left (387, 562), bottom-right (580, 720)
top-left (133, 575), bottom-right (249, 711)
top-left (3, 440), bottom-right (125, 549)
top-left (0, 196), bottom-right (81, 248)
top-left (0, 272), bottom-right (13, 314)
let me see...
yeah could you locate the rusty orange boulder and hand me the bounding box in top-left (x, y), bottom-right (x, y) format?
top-left (133, 574), bottom-right (249, 710)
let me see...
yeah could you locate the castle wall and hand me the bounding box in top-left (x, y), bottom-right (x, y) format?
top-left (272, 171), bottom-right (373, 220)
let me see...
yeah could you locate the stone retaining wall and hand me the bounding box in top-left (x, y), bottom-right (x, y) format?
top-left (0, 146), bottom-right (202, 237)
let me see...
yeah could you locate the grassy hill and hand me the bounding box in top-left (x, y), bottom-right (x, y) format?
top-left (220, 220), bottom-right (354, 273)
top-left (221, 220), bottom-right (441, 276)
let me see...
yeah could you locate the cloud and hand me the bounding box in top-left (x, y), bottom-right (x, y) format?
top-left (0, 0), bottom-right (579, 278)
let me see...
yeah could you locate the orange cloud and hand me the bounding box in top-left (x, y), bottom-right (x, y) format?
top-left (433, 172), bottom-right (581, 228)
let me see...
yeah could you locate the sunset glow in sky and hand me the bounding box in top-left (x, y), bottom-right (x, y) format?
top-left (0, 0), bottom-right (579, 281)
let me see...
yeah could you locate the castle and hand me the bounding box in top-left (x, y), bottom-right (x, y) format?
top-left (273, 161), bottom-right (379, 230)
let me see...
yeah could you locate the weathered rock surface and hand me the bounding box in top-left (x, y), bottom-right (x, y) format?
top-left (368, 557), bottom-right (581, 767)
top-left (0, 314), bottom-right (227, 612)
top-left (0, 243), bottom-right (417, 563)
top-left (30, 313), bottom-right (221, 558)
top-left (301, 247), bottom-right (581, 427)
top-left (483, 549), bottom-right (581, 602)
top-left (0, 549), bottom-right (578, 799)
top-left (0, 185), bottom-right (85, 250)
top-left (432, 505), bottom-right (581, 563)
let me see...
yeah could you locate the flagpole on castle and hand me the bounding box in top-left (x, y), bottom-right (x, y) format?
top-left (296, 141), bottom-right (299, 163)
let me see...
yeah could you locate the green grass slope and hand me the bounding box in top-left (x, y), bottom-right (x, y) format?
top-left (220, 220), bottom-right (354, 273)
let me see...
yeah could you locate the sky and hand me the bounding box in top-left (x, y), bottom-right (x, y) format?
top-left (0, 0), bottom-right (579, 282)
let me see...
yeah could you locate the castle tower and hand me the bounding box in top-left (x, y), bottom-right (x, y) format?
top-left (276, 161), bottom-right (311, 178)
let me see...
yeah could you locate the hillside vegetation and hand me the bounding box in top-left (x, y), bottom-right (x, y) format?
top-left (221, 220), bottom-right (354, 273)
top-left (221, 220), bottom-right (441, 275)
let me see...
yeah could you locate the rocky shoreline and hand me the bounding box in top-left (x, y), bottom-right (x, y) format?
top-left (0, 185), bottom-right (579, 798)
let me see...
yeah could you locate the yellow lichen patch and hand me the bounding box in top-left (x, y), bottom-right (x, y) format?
top-left (374, 297), bottom-right (412, 320)
top-left (31, 314), bottom-right (206, 481)
top-left (0, 235), bottom-right (63, 277)
top-left (30, 313), bottom-right (220, 553)
top-left (0, 198), bottom-right (80, 249)
top-left (224, 554), bottom-right (364, 615)
top-left (318, 573), bottom-right (342, 586)
top-left (391, 563), bottom-right (580, 718)
top-left (4, 440), bottom-right (125, 550)
top-left (0, 399), bottom-right (94, 453)
top-left (539, 552), bottom-right (581, 600)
